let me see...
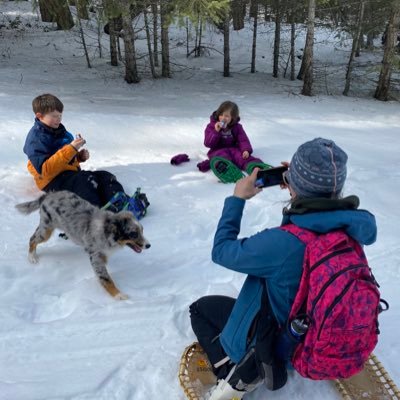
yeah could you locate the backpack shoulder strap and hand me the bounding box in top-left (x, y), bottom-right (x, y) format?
top-left (280, 224), bottom-right (318, 320)
top-left (280, 223), bottom-right (318, 244)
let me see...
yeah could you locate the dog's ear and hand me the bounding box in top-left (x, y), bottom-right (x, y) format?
top-left (112, 215), bottom-right (139, 240)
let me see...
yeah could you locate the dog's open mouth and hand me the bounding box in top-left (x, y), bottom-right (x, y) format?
top-left (126, 242), bottom-right (142, 253)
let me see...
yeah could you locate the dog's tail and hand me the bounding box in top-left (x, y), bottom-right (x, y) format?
top-left (15, 194), bottom-right (46, 215)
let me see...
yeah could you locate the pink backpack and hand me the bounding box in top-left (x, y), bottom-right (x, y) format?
top-left (281, 223), bottom-right (387, 380)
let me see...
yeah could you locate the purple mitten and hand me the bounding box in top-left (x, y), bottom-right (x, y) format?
top-left (197, 159), bottom-right (210, 172)
top-left (170, 153), bottom-right (190, 165)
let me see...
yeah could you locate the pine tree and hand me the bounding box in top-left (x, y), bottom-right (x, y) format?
top-left (343, 0), bottom-right (365, 96)
top-left (36, 0), bottom-right (74, 30)
top-left (375, 0), bottom-right (400, 100)
top-left (174, 0), bottom-right (229, 57)
top-left (301, 0), bottom-right (316, 96)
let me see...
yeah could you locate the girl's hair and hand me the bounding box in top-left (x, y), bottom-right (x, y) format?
top-left (215, 101), bottom-right (239, 124)
top-left (32, 93), bottom-right (64, 114)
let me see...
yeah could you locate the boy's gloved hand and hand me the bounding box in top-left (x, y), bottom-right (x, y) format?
top-left (77, 149), bottom-right (90, 162)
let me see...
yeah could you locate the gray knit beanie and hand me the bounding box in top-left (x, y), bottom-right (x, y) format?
top-left (288, 138), bottom-right (348, 198)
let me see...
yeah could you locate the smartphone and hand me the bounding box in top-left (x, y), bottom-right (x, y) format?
top-left (255, 166), bottom-right (288, 188)
top-left (76, 134), bottom-right (86, 145)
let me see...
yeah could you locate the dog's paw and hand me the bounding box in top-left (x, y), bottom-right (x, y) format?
top-left (114, 292), bottom-right (129, 301)
top-left (28, 252), bottom-right (39, 264)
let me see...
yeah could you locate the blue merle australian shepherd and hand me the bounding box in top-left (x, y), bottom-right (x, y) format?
top-left (16, 191), bottom-right (150, 300)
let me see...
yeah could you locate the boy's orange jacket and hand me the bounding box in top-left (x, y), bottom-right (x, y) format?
top-left (27, 145), bottom-right (80, 190)
top-left (23, 119), bottom-right (81, 190)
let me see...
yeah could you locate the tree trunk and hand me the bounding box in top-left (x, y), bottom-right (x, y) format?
top-left (194, 15), bottom-right (200, 57)
top-left (38, 0), bottom-right (52, 22)
top-left (198, 17), bottom-right (203, 57)
top-left (77, 15), bottom-right (91, 68)
top-left (39, 0), bottom-right (74, 30)
top-left (301, 0), bottom-right (316, 96)
top-left (297, 0), bottom-right (315, 81)
top-left (55, 0), bottom-right (74, 30)
top-left (160, 0), bottom-right (171, 78)
top-left (273, 5), bottom-right (281, 78)
top-left (152, 1), bottom-right (159, 67)
top-left (290, 19), bottom-right (296, 81)
top-left (76, 0), bottom-right (88, 20)
top-left (109, 18), bottom-right (119, 66)
top-left (231, 0), bottom-right (246, 30)
top-left (250, 0), bottom-right (258, 19)
top-left (122, 13), bottom-right (140, 84)
top-left (250, 2), bottom-right (258, 73)
top-left (356, 32), bottom-right (364, 56)
top-left (144, 7), bottom-right (157, 78)
top-left (343, 1), bottom-right (365, 96)
top-left (223, 12), bottom-right (230, 77)
top-left (117, 31), bottom-right (122, 61)
top-left (374, 1), bottom-right (400, 101)
top-left (95, 9), bottom-right (102, 58)
top-left (186, 18), bottom-right (190, 57)
top-left (366, 32), bottom-right (374, 49)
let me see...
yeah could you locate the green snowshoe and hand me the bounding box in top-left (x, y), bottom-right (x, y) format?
top-left (210, 157), bottom-right (245, 184)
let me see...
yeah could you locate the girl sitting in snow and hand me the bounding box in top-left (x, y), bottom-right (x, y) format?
top-left (197, 101), bottom-right (269, 183)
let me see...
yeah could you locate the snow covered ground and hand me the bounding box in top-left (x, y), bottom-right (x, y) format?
top-left (0, 2), bottom-right (399, 399)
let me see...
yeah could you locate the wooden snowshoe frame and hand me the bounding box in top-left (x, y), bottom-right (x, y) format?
top-left (178, 342), bottom-right (217, 400)
top-left (335, 353), bottom-right (400, 400)
top-left (179, 343), bottom-right (400, 400)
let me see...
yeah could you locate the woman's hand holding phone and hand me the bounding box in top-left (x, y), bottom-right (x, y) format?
top-left (234, 168), bottom-right (263, 200)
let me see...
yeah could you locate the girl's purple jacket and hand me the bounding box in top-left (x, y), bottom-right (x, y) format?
top-left (204, 114), bottom-right (253, 159)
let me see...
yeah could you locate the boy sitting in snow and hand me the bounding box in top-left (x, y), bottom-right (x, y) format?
top-left (23, 93), bottom-right (149, 219)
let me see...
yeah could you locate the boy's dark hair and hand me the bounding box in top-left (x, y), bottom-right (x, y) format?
top-left (32, 94), bottom-right (64, 115)
top-left (215, 101), bottom-right (240, 123)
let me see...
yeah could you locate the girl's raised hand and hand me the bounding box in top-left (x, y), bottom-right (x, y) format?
top-left (215, 122), bottom-right (223, 132)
